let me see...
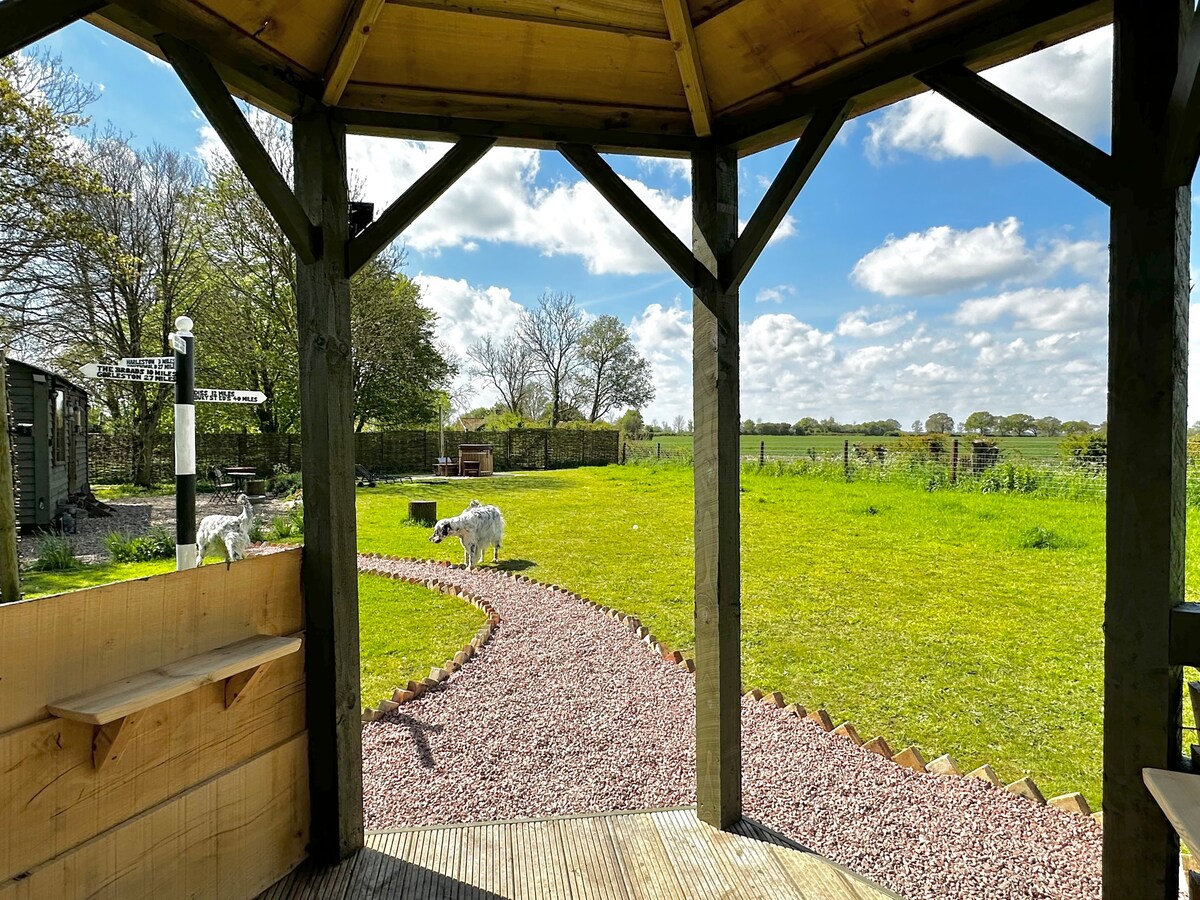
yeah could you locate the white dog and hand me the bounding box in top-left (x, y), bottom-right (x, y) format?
top-left (429, 499), bottom-right (505, 568)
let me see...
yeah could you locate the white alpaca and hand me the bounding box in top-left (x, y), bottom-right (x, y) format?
top-left (196, 494), bottom-right (254, 566)
top-left (429, 500), bottom-right (505, 568)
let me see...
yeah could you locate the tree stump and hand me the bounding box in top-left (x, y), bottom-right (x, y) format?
top-left (409, 500), bottom-right (437, 525)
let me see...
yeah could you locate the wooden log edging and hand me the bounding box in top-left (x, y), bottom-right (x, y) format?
top-left (354, 557), bottom-right (1098, 822)
top-left (357, 554), bottom-right (501, 723)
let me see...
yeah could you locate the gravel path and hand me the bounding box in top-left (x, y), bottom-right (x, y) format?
top-left (359, 557), bottom-right (1103, 900)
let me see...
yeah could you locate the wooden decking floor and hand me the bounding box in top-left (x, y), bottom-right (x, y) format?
top-left (261, 807), bottom-right (899, 899)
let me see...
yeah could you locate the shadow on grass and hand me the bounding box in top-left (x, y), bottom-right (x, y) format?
top-left (495, 558), bottom-right (535, 572)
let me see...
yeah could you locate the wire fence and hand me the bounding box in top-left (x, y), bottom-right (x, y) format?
top-left (622, 438), bottom-right (1112, 503)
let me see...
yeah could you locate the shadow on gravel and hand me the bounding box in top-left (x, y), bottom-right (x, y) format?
top-left (391, 713), bottom-right (444, 768)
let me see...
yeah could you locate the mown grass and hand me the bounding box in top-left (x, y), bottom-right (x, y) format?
top-left (359, 573), bottom-right (485, 706)
top-left (354, 465), bottom-right (1138, 808)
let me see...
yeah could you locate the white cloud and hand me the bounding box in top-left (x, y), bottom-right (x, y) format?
top-left (866, 27), bottom-right (1112, 164)
top-left (755, 285), bottom-right (795, 304)
top-left (851, 217), bottom-right (1105, 297)
top-left (836, 307), bottom-right (916, 337)
top-left (143, 51), bottom-right (172, 70)
top-left (415, 274), bottom-right (524, 355)
top-left (953, 284), bottom-right (1105, 331)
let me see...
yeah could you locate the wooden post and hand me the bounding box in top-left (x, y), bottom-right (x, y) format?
top-left (759, 441), bottom-right (765, 467)
top-left (0, 360), bottom-right (20, 604)
top-left (1106, 3), bottom-right (1190, 896)
top-left (950, 439), bottom-right (959, 485)
top-left (293, 106), bottom-right (364, 864)
top-left (692, 141), bottom-right (741, 829)
top-left (843, 440), bottom-right (850, 481)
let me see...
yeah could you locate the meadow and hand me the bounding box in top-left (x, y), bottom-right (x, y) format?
top-left (635, 433), bottom-right (1065, 460)
top-left (29, 462), bottom-right (1197, 809)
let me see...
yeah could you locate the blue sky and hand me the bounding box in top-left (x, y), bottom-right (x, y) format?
top-left (34, 23), bottom-right (1166, 429)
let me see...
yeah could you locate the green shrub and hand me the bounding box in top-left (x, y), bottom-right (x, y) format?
top-left (269, 515), bottom-right (297, 540)
top-left (105, 526), bottom-right (175, 563)
top-left (30, 535), bottom-right (78, 571)
top-left (249, 521), bottom-right (266, 543)
top-left (1061, 432), bottom-right (1107, 468)
top-left (1018, 525), bottom-right (1067, 550)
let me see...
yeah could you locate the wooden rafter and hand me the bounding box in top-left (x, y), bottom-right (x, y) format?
top-left (917, 63), bottom-right (1115, 204)
top-left (722, 101), bottom-right (850, 292)
top-left (557, 143), bottom-right (697, 291)
top-left (323, 0), bottom-right (388, 106)
top-left (349, 136), bottom-right (497, 274)
top-left (157, 34), bottom-right (319, 265)
top-left (662, 0), bottom-right (713, 137)
top-left (1, 0), bottom-right (106, 58)
top-left (1164, 6), bottom-right (1200, 187)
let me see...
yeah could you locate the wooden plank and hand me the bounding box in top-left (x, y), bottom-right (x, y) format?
top-left (0, 0), bottom-right (105, 58)
top-left (47, 635), bottom-right (301, 725)
top-left (338, 104), bottom-right (698, 156)
top-left (0, 548), bottom-right (303, 734)
top-left (157, 34), bottom-right (318, 266)
top-left (323, 0), bottom-right (389, 105)
top-left (692, 141), bottom-right (741, 829)
top-left (1165, 7), bottom-right (1200, 186)
top-left (557, 143), bottom-right (696, 289)
top-left (293, 108), bottom-right (365, 865)
top-left (349, 136), bottom-right (497, 274)
top-left (604, 812), bottom-right (683, 899)
top-left (917, 63), bottom-right (1116, 204)
top-left (1170, 602), bottom-right (1200, 665)
top-left (1144, 769), bottom-right (1200, 855)
top-left (1105, 2), bottom-right (1191, 897)
top-left (185, 0), bottom-right (349, 76)
top-left (357, 5), bottom-right (684, 110)
top-left (0, 651), bottom-right (304, 883)
top-left (661, 0), bottom-right (712, 136)
top-left (384, 0), bottom-right (671, 39)
top-left (722, 100), bottom-right (849, 292)
top-left (0, 736), bottom-right (309, 900)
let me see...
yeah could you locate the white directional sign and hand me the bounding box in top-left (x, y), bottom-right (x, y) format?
top-left (80, 362), bottom-right (175, 383)
top-left (120, 356), bottom-right (175, 369)
top-left (169, 334), bottom-right (187, 353)
top-left (195, 389), bottom-right (267, 404)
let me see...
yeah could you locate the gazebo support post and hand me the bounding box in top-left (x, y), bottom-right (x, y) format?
top-left (293, 106), bottom-right (364, 864)
top-left (1105, 1), bottom-right (1190, 896)
top-left (692, 141), bottom-right (742, 829)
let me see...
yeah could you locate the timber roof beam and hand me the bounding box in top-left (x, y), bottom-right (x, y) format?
top-left (1165, 6), bottom-right (1200, 188)
top-left (323, 0), bottom-right (388, 106)
top-left (661, 0), bottom-right (713, 137)
top-left (557, 142), bottom-right (698, 294)
top-left (348, 135), bottom-right (497, 275)
top-left (1, 0), bottom-right (106, 58)
top-left (157, 34), bottom-right (320, 265)
top-left (917, 63), bottom-right (1116, 204)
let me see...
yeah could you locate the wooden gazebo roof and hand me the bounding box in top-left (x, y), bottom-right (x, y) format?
top-left (90, 0), bottom-right (1110, 154)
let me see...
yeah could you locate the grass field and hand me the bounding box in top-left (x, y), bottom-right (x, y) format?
top-left (353, 465), bottom-right (1200, 809)
top-left (636, 434), bottom-right (1066, 460)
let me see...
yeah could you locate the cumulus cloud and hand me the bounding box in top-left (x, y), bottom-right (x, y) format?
top-left (866, 27), bottom-right (1111, 164)
top-left (836, 307), bottom-right (916, 337)
top-left (953, 284), bottom-right (1105, 331)
top-left (415, 274), bottom-right (525, 355)
top-left (755, 285), bottom-right (795, 304)
top-left (851, 217), bottom-right (1105, 297)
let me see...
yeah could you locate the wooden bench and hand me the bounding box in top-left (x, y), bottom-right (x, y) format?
top-left (48, 634), bottom-right (302, 769)
top-left (1144, 767), bottom-right (1200, 855)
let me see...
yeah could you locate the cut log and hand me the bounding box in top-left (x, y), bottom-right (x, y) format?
top-left (893, 746), bottom-right (928, 773)
top-left (927, 754), bottom-right (962, 776)
top-left (408, 500), bottom-right (437, 525)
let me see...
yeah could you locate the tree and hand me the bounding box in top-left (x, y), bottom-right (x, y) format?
top-left (792, 416), bottom-right (819, 435)
top-left (963, 411), bottom-right (996, 435)
top-left (350, 251), bottom-right (455, 431)
top-left (572, 315), bottom-right (654, 423)
top-left (671, 414), bottom-right (686, 433)
top-left (910, 420), bottom-right (923, 434)
top-left (925, 412), bottom-right (954, 434)
top-left (1000, 413), bottom-right (1036, 436)
top-left (742, 419), bottom-right (756, 434)
top-left (1062, 419), bottom-right (1095, 435)
top-left (467, 333), bottom-right (538, 418)
top-left (515, 291), bottom-right (586, 427)
top-left (616, 408), bottom-right (644, 436)
top-left (52, 135), bottom-right (205, 485)
top-left (1034, 416), bottom-right (1062, 437)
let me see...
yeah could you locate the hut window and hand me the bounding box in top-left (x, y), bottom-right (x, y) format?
top-left (53, 390), bottom-right (65, 463)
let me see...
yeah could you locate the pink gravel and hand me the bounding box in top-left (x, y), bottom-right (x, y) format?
top-left (359, 556), bottom-right (1103, 900)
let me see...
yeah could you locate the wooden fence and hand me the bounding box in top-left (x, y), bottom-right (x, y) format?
top-left (0, 549), bottom-right (308, 899)
top-left (88, 428), bottom-right (619, 483)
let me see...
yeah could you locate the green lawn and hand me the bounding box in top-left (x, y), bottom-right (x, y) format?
top-left (355, 465), bottom-right (1178, 808)
top-left (637, 434), bottom-right (1065, 460)
top-left (22, 558), bottom-right (177, 596)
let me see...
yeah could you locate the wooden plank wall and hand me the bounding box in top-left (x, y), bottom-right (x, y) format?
top-left (0, 549), bottom-right (309, 899)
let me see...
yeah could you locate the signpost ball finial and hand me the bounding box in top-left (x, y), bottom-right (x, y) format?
top-left (175, 315), bottom-right (194, 334)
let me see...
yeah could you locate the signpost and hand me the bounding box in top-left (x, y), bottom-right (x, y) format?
top-left (80, 316), bottom-right (265, 571)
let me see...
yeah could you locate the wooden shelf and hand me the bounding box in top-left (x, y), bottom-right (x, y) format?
top-left (47, 635), bottom-right (302, 769)
top-left (1143, 768), bottom-right (1200, 854)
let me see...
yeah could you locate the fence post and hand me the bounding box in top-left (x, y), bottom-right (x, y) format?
top-left (951, 439), bottom-right (959, 485)
top-left (759, 440), bottom-right (765, 467)
top-left (657, 442), bottom-right (661, 459)
top-left (843, 440), bottom-right (850, 481)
